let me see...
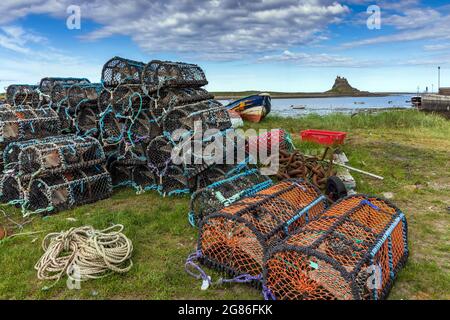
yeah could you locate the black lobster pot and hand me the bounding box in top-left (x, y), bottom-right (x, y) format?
top-left (142, 60), bottom-right (208, 90)
top-left (6, 85), bottom-right (41, 108)
top-left (101, 56), bottom-right (146, 87)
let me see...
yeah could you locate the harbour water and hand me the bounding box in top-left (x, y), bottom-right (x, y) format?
top-left (220, 94), bottom-right (414, 117)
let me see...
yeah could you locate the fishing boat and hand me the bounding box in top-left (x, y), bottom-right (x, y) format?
top-left (224, 93), bottom-right (271, 123)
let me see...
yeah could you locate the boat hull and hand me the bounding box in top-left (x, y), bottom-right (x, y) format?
top-left (239, 106), bottom-right (266, 123)
top-left (224, 94), bottom-right (271, 123)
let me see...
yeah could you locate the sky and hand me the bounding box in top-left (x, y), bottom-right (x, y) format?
top-left (0, 0), bottom-right (449, 93)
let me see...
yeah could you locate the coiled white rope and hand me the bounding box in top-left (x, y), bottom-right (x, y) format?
top-left (35, 224), bottom-right (133, 289)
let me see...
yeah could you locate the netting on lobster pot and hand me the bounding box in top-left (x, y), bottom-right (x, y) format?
top-left (0, 107), bottom-right (61, 146)
top-left (39, 77), bottom-right (91, 104)
top-left (189, 169), bottom-right (273, 227)
top-left (142, 60), bottom-right (208, 90)
top-left (126, 109), bottom-right (161, 145)
top-left (6, 85), bottom-right (41, 108)
top-left (2, 135), bottom-right (62, 170)
top-left (146, 135), bottom-right (174, 175)
top-left (173, 129), bottom-right (244, 181)
top-left (263, 195), bottom-right (409, 300)
top-left (0, 175), bottom-right (23, 204)
top-left (53, 105), bottom-right (75, 134)
top-left (98, 85), bottom-right (150, 116)
top-left (116, 141), bottom-right (148, 166)
top-left (4, 135), bottom-right (105, 179)
top-left (194, 164), bottom-right (239, 190)
top-left (186, 179), bottom-right (328, 287)
top-left (192, 133), bottom-right (254, 191)
top-left (162, 100), bottom-right (230, 137)
top-left (74, 102), bottom-right (100, 137)
top-left (50, 83), bottom-right (71, 108)
top-left (0, 104), bottom-right (15, 111)
top-left (149, 88), bottom-right (214, 123)
top-left (132, 165), bottom-right (158, 191)
top-left (108, 162), bottom-right (157, 192)
top-left (24, 166), bottom-right (112, 214)
top-left (99, 109), bottom-right (124, 146)
top-left (67, 83), bottom-right (103, 112)
top-left (162, 88), bottom-right (213, 107)
top-left (101, 57), bottom-right (146, 87)
top-left (158, 165), bottom-right (190, 196)
top-left (108, 161), bottom-right (132, 188)
top-left (116, 111), bottom-right (162, 165)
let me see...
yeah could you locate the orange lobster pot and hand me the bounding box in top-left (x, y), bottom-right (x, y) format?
top-left (197, 179), bottom-right (328, 282)
top-left (263, 195), bottom-right (408, 300)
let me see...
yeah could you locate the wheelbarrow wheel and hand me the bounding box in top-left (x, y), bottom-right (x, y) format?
top-left (326, 176), bottom-right (347, 202)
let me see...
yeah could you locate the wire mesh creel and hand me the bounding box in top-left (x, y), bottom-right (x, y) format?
top-left (162, 100), bottom-right (231, 136)
top-left (50, 83), bottom-right (72, 108)
top-left (158, 88), bottom-right (214, 109)
top-left (24, 166), bottom-right (112, 214)
top-left (74, 103), bottom-right (101, 137)
top-left (171, 129), bottom-right (248, 182)
top-left (0, 174), bottom-right (23, 204)
top-left (3, 135), bottom-right (105, 179)
top-left (98, 85), bottom-right (153, 120)
top-left (109, 162), bottom-right (157, 192)
top-left (150, 88), bottom-right (214, 122)
top-left (101, 57), bottom-right (146, 87)
top-left (0, 107), bottom-right (61, 147)
top-left (142, 60), bottom-right (208, 90)
top-left (6, 85), bottom-right (41, 108)
top-left (263, 195), bottom-right (409, 300)
top-left (194, 179), bottom-right (328, 285)
top-left (158, 164), bottom-right (190, 196)
top-left (193, 163), bottom-right (246, 191)
top-left (39, 77), bottom-right (91, 104)
top-left (67, 83), bottom-right (103, 112)
top-left (189, 169), bottom-right (273, 227)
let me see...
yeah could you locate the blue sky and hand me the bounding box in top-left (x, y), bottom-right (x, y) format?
top-left (0, 0), bottom-right (449, 93)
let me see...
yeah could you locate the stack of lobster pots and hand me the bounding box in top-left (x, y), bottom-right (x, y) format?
top-left (186, 178), bottom-right (410, 300)
top-left (0, 78), bottom-right (112, 215)
top-left (99, 57), bottom-right (244, 196)
top-left (1, 56), bottom-right (263, 216)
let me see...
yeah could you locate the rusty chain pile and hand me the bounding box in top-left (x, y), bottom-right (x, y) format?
top-left (277, 149), bottom-right (336, 190)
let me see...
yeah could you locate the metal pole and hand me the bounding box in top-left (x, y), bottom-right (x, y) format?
top-left (334, 163), bottom-right (385, 180)
top-left (438, 66), bottom-right (441, 92)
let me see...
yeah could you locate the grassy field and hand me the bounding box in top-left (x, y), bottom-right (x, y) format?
top-left (0, 109), bottom-right (449, 300)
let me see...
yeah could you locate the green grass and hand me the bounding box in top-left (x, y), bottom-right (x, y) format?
top-left (0, 109), bottom-right (449, 300)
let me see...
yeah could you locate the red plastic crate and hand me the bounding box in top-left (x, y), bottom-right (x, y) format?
top-left (301, 129), bottom-right (347, 146)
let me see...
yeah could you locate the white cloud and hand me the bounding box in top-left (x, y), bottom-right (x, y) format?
top-left (424, 44), bottom-right (450, 52)
top-left (0, 25), bottom-right (46, 54)
top-left (342, 4), bottom-right (450, 48)
top-left (0, 0), bottom-right (350, 60)
top-left (0, 54), bottom-right (99, 90)
top-left (257, 49), bottom-right (374, 67)
top-left (0, 24), bottom-right (98, 89)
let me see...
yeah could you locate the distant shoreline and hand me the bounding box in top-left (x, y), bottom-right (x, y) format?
top-left (213, 92), bottom-right (414, 100)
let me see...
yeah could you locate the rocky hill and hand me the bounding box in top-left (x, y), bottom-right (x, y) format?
top-left (327, 76), bottom-right (369, 95)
